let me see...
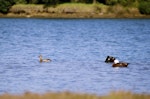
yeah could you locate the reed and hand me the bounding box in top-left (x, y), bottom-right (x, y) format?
top-left (0, 91), bottom-right (150, 99)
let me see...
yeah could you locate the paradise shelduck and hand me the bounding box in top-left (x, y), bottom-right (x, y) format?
top-left (112, 59), bottom-right (129, 67)
top-left (105, 56), bottom-right (116, 63)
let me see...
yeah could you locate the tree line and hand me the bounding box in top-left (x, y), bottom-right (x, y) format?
top-left (0, 0), bottom-right (150, 14)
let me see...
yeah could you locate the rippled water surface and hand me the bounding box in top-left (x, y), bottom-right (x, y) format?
top-left (0, 18), bottom-right (150, 95)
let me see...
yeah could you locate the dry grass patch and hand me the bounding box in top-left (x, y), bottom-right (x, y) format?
top-left (10, 4), bottom-right (45, 14)
top-left (102, 91), bottom-right (150, 99)
top-left (0, 92), bottom-right (99, 99)
top-left (0, 91), bottom-right (150, 99)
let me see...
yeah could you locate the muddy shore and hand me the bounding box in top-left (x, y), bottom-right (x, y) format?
top-left (0, 12), bottom-right (150, 19)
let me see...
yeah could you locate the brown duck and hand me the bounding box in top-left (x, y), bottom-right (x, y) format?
top-left (112, 59), bottom-right (129, 67)
top-left (39, 55), bottom-right (51, 63)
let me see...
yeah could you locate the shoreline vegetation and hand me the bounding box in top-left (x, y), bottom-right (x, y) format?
top-left (0, 91), bottom-right (150, 99)
top-left (0, 3), bottom-right (150, 18)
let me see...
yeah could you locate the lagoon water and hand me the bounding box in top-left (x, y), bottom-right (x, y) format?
top-left (0, 18), bottom-right (150, 95)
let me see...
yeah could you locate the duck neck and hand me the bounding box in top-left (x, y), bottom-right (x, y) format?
top-left (39, 56), bottom-right (43, 62)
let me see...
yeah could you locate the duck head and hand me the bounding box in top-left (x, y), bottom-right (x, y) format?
top-left (105, 56), bottom-right (116, 63)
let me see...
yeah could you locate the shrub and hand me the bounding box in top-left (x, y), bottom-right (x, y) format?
top-left (0, 0), bottom-right (15, 14)
top-left (14, 0), bottom-right (27, 4)
top-left (118, 0), bottom-right (136, 6)
top-left (138, 1), bottom-right (150, 15)
top-left (105, 0), bottom-right (118, 5)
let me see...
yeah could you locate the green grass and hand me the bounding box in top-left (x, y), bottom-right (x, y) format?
top-left (56, 3), bottom-right (108, 13)
top-left (0, 91), bottom-right (150, 99)
top-left (6, 3), bottom-right (149, 18)
top-left (10, 3), bottom-right (108, 14)
top-left (58, 3), bottom-right (94, 12)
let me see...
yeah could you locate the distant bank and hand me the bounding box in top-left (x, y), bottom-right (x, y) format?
top-left (0, 3), bottom-right (150, 18)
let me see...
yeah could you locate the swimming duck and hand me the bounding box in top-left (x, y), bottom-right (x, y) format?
top-left (112, 59), bottom-right (129, 67)
top-left (39, 55), bottom-right (51, 63)
top-left (105, 56), bottom-right (116, 63)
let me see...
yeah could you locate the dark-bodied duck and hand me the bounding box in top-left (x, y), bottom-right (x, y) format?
top-left (112, 59), bottom-right (129, 67)
top-left (39, 55), bottom-right (51, 63)
top-left (105, 56), bottom-right (116, 63)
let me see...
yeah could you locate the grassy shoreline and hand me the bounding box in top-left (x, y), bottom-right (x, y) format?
top-left (0, 3), bottom-right (150, 18)
top-left (0, 91), bottom-right (150, 99)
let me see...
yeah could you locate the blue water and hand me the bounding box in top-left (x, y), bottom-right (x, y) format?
top-left (0, 18), bottom-right (150, 95)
